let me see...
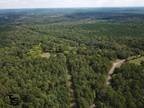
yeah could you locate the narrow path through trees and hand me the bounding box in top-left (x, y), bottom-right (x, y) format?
top-left (90, 59), bottom-right (125, 108)
top-left (106, 59), bottom-right (125, 85)
top-left (66, 74), bottom-right (79, 108)
top-left (90, 55), bottom-right (143, 108)
top-left (66, 58), bottom-right (79, 108)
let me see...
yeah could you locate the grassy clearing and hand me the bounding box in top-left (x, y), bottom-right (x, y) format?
top-left (27, 44), bottom-right (50, 59)
top-left (27, 45), bottom-right (42, 58)
top-left (40, 52), bottom-right (51, 59)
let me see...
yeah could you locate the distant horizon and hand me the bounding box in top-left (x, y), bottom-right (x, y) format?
top-left (0, 6), bottom-right (144, 10)
top-left (0, 0), bottom-right (144, 9)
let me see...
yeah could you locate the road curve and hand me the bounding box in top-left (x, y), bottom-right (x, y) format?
top-left (90, 59), bottom-right (125, 108)
top-left (106, 59), bottom-right (125, 85)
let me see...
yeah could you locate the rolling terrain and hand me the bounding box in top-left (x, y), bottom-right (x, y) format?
top-left (0, 8), bottom-right (144, 108)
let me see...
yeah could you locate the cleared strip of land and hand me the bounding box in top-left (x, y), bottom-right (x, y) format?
top-left (106, 59), bottom-right (125, 85)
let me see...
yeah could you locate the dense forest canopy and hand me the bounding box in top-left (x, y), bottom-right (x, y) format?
top-left (0, 8), bottom-right (144, 108)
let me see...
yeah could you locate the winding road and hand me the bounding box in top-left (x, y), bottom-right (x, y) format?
top-left (106, 59), bottom-right (125, 85)
top-left (90, 59), bottom-right (126, 108)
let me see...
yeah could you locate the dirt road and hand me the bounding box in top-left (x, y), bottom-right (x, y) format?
top-left (106, 59), bottom-right (125, 85)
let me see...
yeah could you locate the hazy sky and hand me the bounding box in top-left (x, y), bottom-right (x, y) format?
top-left (0, 0), bottom-right (144, 9)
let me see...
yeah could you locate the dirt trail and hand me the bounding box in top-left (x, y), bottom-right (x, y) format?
top-left (90, 59), bottom-right (125, 108)
top-left (89, 104), bottom-right (96, 108)
top-left (82, 55), bottom-right (142, 108)
top-left (66, 58), bottom-right (79, 108)
top-left (66, 74), bottom-right (79, 108)
top-left (106, 59), bottom-right (125, 85)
